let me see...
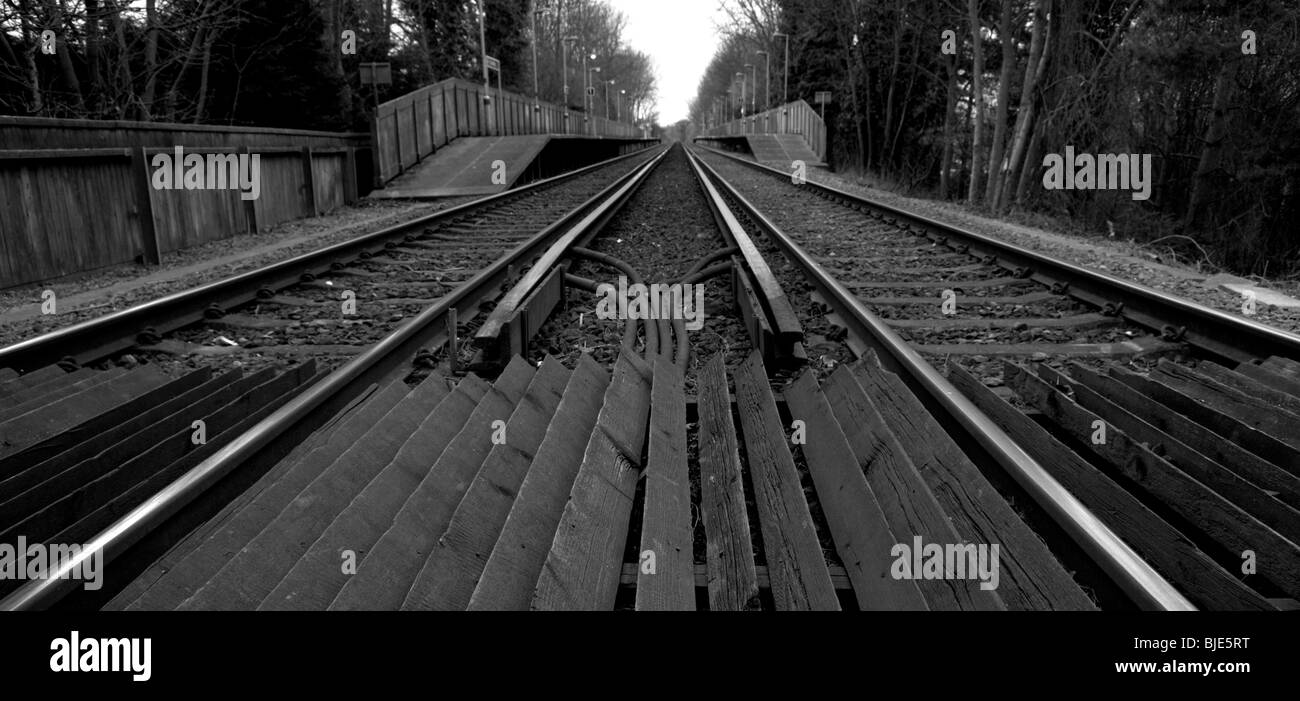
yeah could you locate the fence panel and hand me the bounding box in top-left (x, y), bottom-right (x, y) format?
top-left (0, 118), bottom-right (363, 290)
top-left (370, 77), bottom-right (645, 186)
top-left (701, 99), bottom-right (827, 162)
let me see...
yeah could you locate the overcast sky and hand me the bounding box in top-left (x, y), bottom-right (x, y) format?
top-left (607, 0), bottom-right (729, 123)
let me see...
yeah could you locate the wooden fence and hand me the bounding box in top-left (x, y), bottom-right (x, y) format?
top-left (0, 117), bottom-right (367, 290)
top-left (701, 99), bottom-right (827, 163)
top-left (374, 77), bottom-right (643, 186)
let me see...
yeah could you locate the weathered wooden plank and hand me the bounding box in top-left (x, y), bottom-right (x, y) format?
top-left (863, 291), bottom-right (1058, 306)
top-left (0, 367), bottom-right (213, 477)
top-left (1234, 362), bottom-right (1300, 401)
top-left (1107, 366), bottom-right (1300, 476)
top-left (885, 313), bottom-right (1116, 331)
top-left (618, 562), bottom-right (855, 590)
top-left (1039, 364), bottom-right (1300, 546)
top-left (1068, 364), bottom-right (1300, 511)
top-left (329, 357), bottom-right (535, 611)
top-left (731, 352), bottom-right (839, 611)
top-left (0, 365), bottom-right (67, 394)
top-left (120, 379), bottom-right (411, 611)
top-left (821, 364), bottom-right (1003, 610)
top-left (1263, 356), bottom-right (1300, 379)
top-left (948, 362), bottom-right (1275, 611)
top-left (850, 357), bottom-right (1096, 610)
top-left (55, 366), bottom-right (327, 551)
top-left (258, 375), bottom-right (486, 612)
top-left (0, 367), bottom-right (104, 417)
top-left (635, 356), bottom-right (695, 610)
top-left (0, 366), bottom-right (171, 459)
top-left (849, 277), bottom-right (1036, 290)
top-left (179, 368), bottom-right (449, 610)
top-left (1005, 361), bottom-right (1300, 600)
top-left (913, 339), bottom-right (1180, 358)
top-left (1153, 360), bottom-right (1300, 452)
top-left (469, 354), bottom-right (611, 610)
top-left (399, 356), bottom-right (572, 611)
top-left (785, 370), bottom-right (928, 610)
top-left (1196, 361), bottom-right (1300, 419)
top-left (694, 354), bottom-right (761, 611)
top-left (532, 350), bottom-right (654, 610)
top-left (3, 364), bottom-right (307, 549)
top-left (0, 368), bottom-right (277, 530)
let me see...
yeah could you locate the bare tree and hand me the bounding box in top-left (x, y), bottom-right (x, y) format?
top-left (984, 0), bottom-right (1014, 205)
top-left (999, 0), bottom-right (1050, 211)
top-left (966, 0), bottom-right (985, 203)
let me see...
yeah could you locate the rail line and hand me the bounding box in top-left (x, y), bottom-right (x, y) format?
top-left (0, 144), bottom-right (670, 608)
top-left (1, 142), bottom-right (1296, 610)
top-left (692, 144), bottom-right (1300, 610)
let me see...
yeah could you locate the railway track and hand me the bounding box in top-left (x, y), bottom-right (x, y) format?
top-left (691, 145), bottom-right (1300, 610)
top-left (1, 141), bottom-right (1296, 611)
top-left (0, 144), bottom-right (668, 607)
top-left (0, 146), bottom-right (660, 376)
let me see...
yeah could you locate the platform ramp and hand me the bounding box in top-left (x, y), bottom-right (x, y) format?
top-left (745, 133), bottom-right (826, 168)
top-left (371, 135), bottom-right (550, 199)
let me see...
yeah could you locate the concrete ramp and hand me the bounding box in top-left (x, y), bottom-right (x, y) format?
top-left (371, 135), bottom-right (551, 199)
top-left (745, 134), bottom-right (826, 168)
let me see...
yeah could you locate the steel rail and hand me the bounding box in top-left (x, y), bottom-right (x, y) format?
top-left (688, 146), bottom-right (1195, 611)
top-left (693, 145), bottom-right (1300, 366)
top-left (0, 145), bottom-right (660, 373)
top-left (0, 145), bottom-right (671, 611)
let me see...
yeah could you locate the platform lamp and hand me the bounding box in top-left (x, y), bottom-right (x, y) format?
top-left (561, 35), bottom-right (577, 133)
top-left (773, 31), bottom-right (790, 132)
top-left (618, 89), bottom-right (625, 122)
top-left (756, 50), bottom-right (770, 131)
top-left (478, 0), bottom-right (492, 132)
top-left (531, 1), bottom-right (547, 127)
top-left (587, 64), bottom-right (601, 134)
top-left (746, 63), bottom-right (756, 117)
top-left (736, 71), bottom-right (746, 136)
top-left (605, 79), bottom-right (614, 120)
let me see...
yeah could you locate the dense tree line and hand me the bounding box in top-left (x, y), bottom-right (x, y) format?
top-left (692, 0), bottom-right (1300, 276)
top-left (0, 0), bottom-right (656, 131)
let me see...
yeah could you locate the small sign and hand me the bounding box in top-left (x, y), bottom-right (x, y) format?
top-left (359, 62), bottom-right (392, 85)
top-left (815, 91), bottom-right (833, 105)
top-left (485, 55), bottom-right (500, 72)
top-left (586, 86), bottom-right (595, 97)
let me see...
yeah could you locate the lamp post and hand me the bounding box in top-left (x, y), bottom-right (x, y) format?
top-left (531, 2), bottom-right (547, 129)
top-left (746, 63), bottom-right (756, 116)
top-left (736, 72), bottom-right (746, 133)
top-left (478, 0), bottom-right (491, 132)
top-left (563, 36), bottom-right (576, 131)
top-left (756, 51), bottom-right (770, 132)
top-left (618, 89), bottom-right (625, 122)
top-left (561, 36), bottom-right (577, 107)
top-left (587, 66), bottom-right (601, 115)
top-left (531, 3), bottom-right (541, 99)
top-left (605, 79), bottom-right (613, 120)
top-left (587, 63), bottom-right (600, 134)
top-left (773, 31), bottom-right (790, 132)
top-left (736, 72), bottom-right (745, 119)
